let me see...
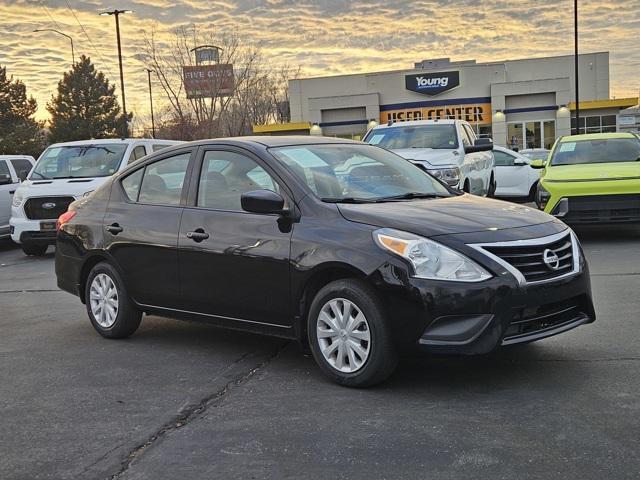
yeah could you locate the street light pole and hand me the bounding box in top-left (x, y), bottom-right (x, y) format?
top-left (99, 9), bottom-right (133, 137)
top-left (574, 0), bottom-right (580, 134)
top-left (146, 69), bottom-right (156, 138)
top-left (33, 29), bottom-right (75, 65)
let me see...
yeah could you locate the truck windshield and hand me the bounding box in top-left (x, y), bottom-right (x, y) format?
top-left (270, 143), bottom-right (451, 202)
top-left (364, 124), bottom-right (459, 150)
top-left (551, 138), bottom-right (640, 166)
top-left (31, 144), bottom-right (128, 179)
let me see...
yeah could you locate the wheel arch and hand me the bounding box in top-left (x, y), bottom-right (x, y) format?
top-left (293, 262), bottom-right (370, 348)
top-left (78, 253), bottom-right (119, 304)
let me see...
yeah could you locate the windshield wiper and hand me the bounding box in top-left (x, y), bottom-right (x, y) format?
top-left (321, 197), bottom-right (379, 204)
top-left (376, 192), bottom-right (448, 201)
top-left (30, 171), bottom-right (50, 180)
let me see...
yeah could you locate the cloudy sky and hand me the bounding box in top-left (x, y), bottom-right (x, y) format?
top-left (1, 0), bottom-right (639, 122)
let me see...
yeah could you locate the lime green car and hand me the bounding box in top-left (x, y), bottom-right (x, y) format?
top-left (533, 132), bottom-right (640, 223)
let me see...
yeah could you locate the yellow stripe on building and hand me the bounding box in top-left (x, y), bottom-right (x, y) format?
top-left (569, 98), bottom-right (638, 110)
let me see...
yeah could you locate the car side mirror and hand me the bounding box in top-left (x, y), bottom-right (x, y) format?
top-left (530, 159), bottom-right (547, 169)
top-left (465, 138), bottom-right (493, 153)
top-left (0, 173), bottom-right (12, 185)
top-left (513, 158), bottom-right (527, 166)
top-left (241, 189), bottom-right (286, 214)
top-left (18, 170), bottom-right (29, 182)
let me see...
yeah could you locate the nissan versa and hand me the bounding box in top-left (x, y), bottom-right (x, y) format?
top-left (55, 137), bottom-right (595, 387)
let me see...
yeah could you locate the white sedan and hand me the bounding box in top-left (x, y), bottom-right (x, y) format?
top-left (493, 146), bottom-right (542, 200)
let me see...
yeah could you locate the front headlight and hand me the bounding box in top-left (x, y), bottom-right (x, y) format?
top-left (536, 183), bottom-right (551, 210)
top-left (427, 167), bottom-right (460, 187)
top-left (373, 228), bottom-right (491, 282)
top-left (12, 191), bottom-right (24, 207)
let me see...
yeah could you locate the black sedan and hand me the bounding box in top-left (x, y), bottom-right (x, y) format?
top-left (55, 136), bottom-right (595, 387)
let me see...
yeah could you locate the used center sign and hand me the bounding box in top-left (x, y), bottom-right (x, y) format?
top-left (405, 71), bottom-right (460, 96)
top-left (380, 103), bottom-right (492, 125)
top-left (183, 64), bottom-right (234, 98)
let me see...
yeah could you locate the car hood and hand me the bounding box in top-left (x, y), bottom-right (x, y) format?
top-left (337, 194), bottom-right (555, 238)
top-left (544, 162), bottom-right (640, 182)
top-left (390, 148), bottom-right (459, 167)
top-left (16, 177), bottom-right (108, 197)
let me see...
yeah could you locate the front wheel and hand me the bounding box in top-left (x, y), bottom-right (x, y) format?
top-left (85, 262), bottom-right (142, 339)
top-left (308, 279), bottom-right (398, 387)
top-left (487, 174), bottom-right (496, 197)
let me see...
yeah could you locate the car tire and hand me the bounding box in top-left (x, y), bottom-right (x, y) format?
top-left (85, 262), bottom-right (142, 339)
top-left (22, 244), bottom-right (48, 256)
top-left (307, 279), bottom-right (398, 387)
top-left (463, 180), bottom-right (471, 194)
top-left (528, 181), bottom-right (538, 203)
top-left (487, 174), bottom-right (496, 197)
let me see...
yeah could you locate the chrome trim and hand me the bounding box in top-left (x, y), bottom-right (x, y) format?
top-left (468, 229), bottom-right (580, 286)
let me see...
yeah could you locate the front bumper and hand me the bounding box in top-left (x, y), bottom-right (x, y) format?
top-left (10, 216), bottom-right (57, 245)
top-left (373, 232), bottom-right (595, 355)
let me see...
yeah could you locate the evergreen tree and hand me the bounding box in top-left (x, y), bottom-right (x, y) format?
top-left (0, 66), bottom-right (46, 157)
top-left (47, 56), bottom-right (129, 142)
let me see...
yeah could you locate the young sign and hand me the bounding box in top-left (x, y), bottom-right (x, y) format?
top-left (405, 71), bottom-right (460, 96)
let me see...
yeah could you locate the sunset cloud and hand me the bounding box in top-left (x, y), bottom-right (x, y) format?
top-left (0, 0), bottom-right (638, 123)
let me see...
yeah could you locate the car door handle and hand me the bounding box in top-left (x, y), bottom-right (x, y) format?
top-left (106, 223), bottom-right (123, 234)
top-left (9, 190), bottom-right (15, 194)
top-left (186, 228), bottom-right (209, 242)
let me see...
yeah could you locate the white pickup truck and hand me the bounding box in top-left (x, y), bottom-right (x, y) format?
top-left (364, 119), bottom-right (495, 196)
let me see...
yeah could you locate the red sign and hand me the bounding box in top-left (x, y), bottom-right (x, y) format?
top-left (183, 64), bottom-right (234, 98)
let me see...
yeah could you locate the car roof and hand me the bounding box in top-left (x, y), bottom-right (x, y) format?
top-left (559, 132), bottom-right (638, 142)
top-left (493, 145), bottom-right (528, 157)
top-left (0, 155), bottom-right (34, 159)
top-left (178, 135), bottom-right (363, 149)
top-left (373, 119), bottom-right (458, 128)
top-left (46, 138), bottom-right (181, 148)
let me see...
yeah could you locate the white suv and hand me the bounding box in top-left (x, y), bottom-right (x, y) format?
top-left (364, 119), bottom-right (495, 196)
top-left (1, 155), bottom-right (35, 240)
top-left (11, 138), bottom-right (181, 256)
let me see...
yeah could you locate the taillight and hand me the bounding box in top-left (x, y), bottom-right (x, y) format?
top-left (56, 210), bottom-right (77, 231)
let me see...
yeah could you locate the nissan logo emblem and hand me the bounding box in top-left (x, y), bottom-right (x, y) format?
top-left (42, 202), bottom-right (57, 210)
top-left (542, 249), bottom-right (560, 270)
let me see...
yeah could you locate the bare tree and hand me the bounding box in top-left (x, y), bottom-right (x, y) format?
top-left (138, 25), bottom-right (296, 140)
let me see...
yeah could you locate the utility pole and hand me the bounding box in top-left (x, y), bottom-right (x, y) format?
top-left (99, 9), bottom-right (133, 137)
top-left (34, 29), bottom-right (75, 66)
top-left (146, 69), bottom-right (156, 138)
top-left (574, 0), bottom-right (580, 134)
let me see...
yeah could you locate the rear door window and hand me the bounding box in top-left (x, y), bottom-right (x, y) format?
top-left (128, 146), bottom-right (148, 164)
top-left (132, 152), bottom-right (191, 205)
top-left (0, 160), bottom-right (11, 183)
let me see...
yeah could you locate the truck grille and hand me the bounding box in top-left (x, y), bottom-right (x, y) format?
top-left (502, 297), bottom-right (589, 344)
top-left (23, 196), bottom-right (75, 220)
top-left (473, 231), bottom-right (577, 284)
top-left (554, 194), bottom-right (640, 224)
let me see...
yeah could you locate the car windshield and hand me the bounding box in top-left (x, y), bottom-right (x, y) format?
top-left (270, 144), bottom-right (451, 202)
top-left (550, 138), bottom-right (640, 166)
top-left (364, 124), bottom-right (459, 150)
top-left (521, 150), bottom-right (549, 160)
top-left (31, 144), bottom-right (128, 179)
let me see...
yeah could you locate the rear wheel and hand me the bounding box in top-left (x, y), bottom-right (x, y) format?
top-left (22, 244), bottom-right (48, 256)
top-left (528, 181), bottom-right (539, 203)
top-left (308, 279), bottom-right (398, 387)
top-left (85, 262), bottom-right (142, 339)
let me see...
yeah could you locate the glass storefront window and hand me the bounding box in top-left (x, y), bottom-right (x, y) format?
top-left (508, 120), bottom-right (555, 149)
top-left (571, 115), bottom-right (618, 135)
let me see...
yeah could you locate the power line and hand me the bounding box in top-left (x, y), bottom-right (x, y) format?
top-left (63, 0), bottom-right (116, 78)
top-left (39, 1), bottom-right (64, 31)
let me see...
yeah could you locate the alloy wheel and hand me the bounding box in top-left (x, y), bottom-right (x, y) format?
top-left (317, 298), bottom-right (371, 373)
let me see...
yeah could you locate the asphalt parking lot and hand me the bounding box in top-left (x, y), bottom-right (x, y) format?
top-left (1, 225), bottom-right (639, 480)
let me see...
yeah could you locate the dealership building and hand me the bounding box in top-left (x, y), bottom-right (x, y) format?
top-left (256, 52), bottom-right (638, 149)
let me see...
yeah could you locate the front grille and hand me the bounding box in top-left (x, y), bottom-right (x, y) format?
top-left (23, 196), bottom-right (75, 220)
top-left (556, 194), bottom-right (640, 224)
top-left (481, 232), bottom-right (575, 284)
top-left (502, 297), bottom-right (589, 343)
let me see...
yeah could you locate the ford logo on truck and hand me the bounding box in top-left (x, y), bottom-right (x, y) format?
top-left (405, 71), bottom-right (460, 96)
